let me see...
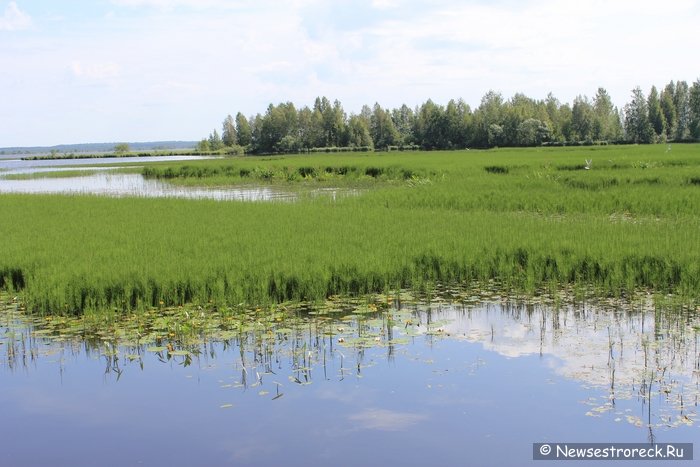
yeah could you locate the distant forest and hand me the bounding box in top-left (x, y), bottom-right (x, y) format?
top-left (201, 79), bottom-right (700, 154)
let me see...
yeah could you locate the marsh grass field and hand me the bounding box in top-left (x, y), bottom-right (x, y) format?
top-left (1, 144), bottom-right (699, 316)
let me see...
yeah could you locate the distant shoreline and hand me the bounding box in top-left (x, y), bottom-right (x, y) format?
top-left (0, 140), bottom-right (198, 157)
top-left (20, 151), bottom-right (213, 161)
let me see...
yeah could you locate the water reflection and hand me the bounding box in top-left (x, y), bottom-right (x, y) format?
top-left (0, 157), bottom-right (360, 201)
top-left (444, 302), bottom-right (700, 434)
top-left (2, 294), bottom-right (698, 437)
top-left (0, 172), bottom-right (300, 201)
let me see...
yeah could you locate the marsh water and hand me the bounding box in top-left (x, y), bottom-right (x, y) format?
top-left (0, 156), bottom-right (355, 201)
top-left (1, 292), bottom-right (698, 467)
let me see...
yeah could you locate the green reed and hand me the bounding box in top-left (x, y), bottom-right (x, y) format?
top-left (1, 144), bottom-right (699, 314)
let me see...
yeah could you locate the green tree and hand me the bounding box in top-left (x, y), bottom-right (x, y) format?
top-left (445, 98), bottom-right (471, 148)
top-left (249, 114), bottom-right (263, 153)
top-left (296, 106), bottom-right (326, 150)
top-left (208, 129), bottom-right (224, 151)
top-left (196, 139), bottom-right (211, 152)
top-left (222, 114), bottom-right (237, 147)
top-left (544, 93), bottom-right (565, 142)
top-left (113, 143), bottom-right (130, 154)
top-left (370, 103), bottom-right (399, 149)
top-left (359, 105), bottom-right (373, 139)
top-left (517, 118), bottom-right (550, 146)
top-left (488, 124), bottom-right (504, 147)
top-left (674, 80), bottom-right (690, 140)
top-left (260, 103), bottom-right (298, 153)
top-left (320, 99), bottom-right (346, 147)
top-left (689, 79), bottom-right (700, 139)
top-left (415, 99), bottom-right (449, 149)
top-left (391, 104), bottom-right (416, 145)
top-left (501, 93), bottom-right (537, 146)
top-left (310, 97), bottom-right (329, 147)
top-left (647, 86), bottom-right (666, 141)
top-left (557, 104), bottom-right (574, 141)
top-left (281, 102), bottom-right (301, 150)
top-left (571, 96), bottom-right (594, 142)
top-left (347, 114), bottom-right (373, 148)
top-left (660, 82), bottom-right (678, 140)
top-left (624, 87), bottom-right (653, 143)
top-left (277, 135), bottom-right (299, 153)
top-left (235, 112), bottom-right (252, 147)
top-left (592, 88), bottom-right (621, 141)
top-left (313, 97), bottom-right (345, 147)
top-left (472, 91), bottom-right (503, 147)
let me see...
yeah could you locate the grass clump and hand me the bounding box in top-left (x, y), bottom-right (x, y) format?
top-left (140, 154), bottom-right (440, 187)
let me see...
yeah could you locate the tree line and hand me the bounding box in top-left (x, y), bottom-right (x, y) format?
top-left (199, 79), bottom-right (700, 154)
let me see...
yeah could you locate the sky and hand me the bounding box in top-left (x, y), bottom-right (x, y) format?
top-left (1, 0), bottom-right (699, 147)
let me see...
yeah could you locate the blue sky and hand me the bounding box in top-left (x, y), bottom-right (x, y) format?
top-left (1, 0), bottom-right (699, 147)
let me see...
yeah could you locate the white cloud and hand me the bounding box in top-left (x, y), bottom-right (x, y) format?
top-left (111, 0), bottom-right (209, 7)
top-left (70, 61), bottom-right (121, 80)
top-left (371, 0), bottom-right (400, 9)
top-left (0, 1), bottom-right (31, 31)
top-left (109, 0), bottom-right (258, 9)
top-left (349, 409), bottom-right (427, 431)
top-left (1, 0), bottom-right (699, 146)
top-left (327, 0), bottom-right (700, 108)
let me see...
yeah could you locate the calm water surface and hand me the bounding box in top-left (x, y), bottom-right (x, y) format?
top-left (2, 295), bottom-right (698, 466)
top-left (0, 155), bottom-right (214, 170)
top-left (0, 156), bottom-right (356, 201)
top-left (0, 173), bottom-right (299, 201)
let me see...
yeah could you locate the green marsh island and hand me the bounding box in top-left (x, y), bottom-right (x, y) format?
top-left (2, 145), bottom-right (700, 313)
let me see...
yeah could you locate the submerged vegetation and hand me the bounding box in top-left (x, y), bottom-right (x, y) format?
top-left (1, 145), bottom-right (700, 315)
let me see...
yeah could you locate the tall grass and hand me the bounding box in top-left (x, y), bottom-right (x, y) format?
top-left (1, 144), bottom-right (699, 315)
